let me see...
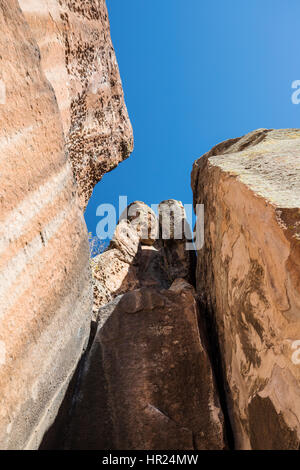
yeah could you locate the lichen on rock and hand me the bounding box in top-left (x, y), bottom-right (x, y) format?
top-left (192, 128), bottom-right (300, 449)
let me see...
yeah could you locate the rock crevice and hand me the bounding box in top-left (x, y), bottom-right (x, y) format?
top-left (1, 0), bottom-right (300, 452)
top-left (53, 201), bottom-right (226, 450)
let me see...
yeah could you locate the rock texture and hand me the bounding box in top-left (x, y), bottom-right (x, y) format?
top-left (19, 0), bottom-right (133, 208)
top-left (65, 202), bottom-right (225, 450)
top-left (192, 129), bottom-right (300, 449)
top-left (92, 200), bottom-right (195, 316)
top-left (68, 282), bottom-right (225, 450)
top-left (0, 0), bottom-right (133, 450)
top-left (0, 0), bottom-right (92, 449)
top-left (2, 0), bottom-right (299, 452)
top-left (158, 200), bottom-right (196, 285)
top-left (91, 219), bottom-right (141, 314)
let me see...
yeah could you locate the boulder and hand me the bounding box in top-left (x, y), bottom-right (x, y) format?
top-left (120, 201), bottom-right (158, 245)
top-left (158, 199), bottom-right (196, 285)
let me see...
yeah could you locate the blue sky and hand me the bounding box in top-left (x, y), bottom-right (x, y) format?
top-left (85, 0), bottom-right (300, 239)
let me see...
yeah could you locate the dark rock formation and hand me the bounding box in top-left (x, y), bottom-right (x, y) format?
top-left (64, 202), bottom-right (225, 450)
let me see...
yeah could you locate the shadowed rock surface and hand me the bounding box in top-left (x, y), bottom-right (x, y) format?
top-left (67, 281), bottom-right (225, 450)
top-left (63, 202), bottom-right (225, 450)
top-left (192, 128), bottom-right (300, 449)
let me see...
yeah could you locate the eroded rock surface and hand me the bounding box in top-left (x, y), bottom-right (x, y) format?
top-left (67, 281), bottom-right (225, 450)
top-left (92, 200), bottom-right (195, 316)
top-left (0, 0), bottom-right (134, 450)
top-left (19, 0), bottom-right (133, 208)
top-left (192, 128), bottom-right (300, 449)
top-left (0, 0), bottom-right (92, 449)
top-left (3, 0), bottom-right (298, 451)
top-left (91, 220), bottom-right (141, 314)
top-left (158, 199), bottom-right (196, 285)
top-left (63, 200), bottom-right (225, 450)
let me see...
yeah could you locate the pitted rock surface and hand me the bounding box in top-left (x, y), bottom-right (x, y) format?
top-left (19, 0), bottom-right (133, 208)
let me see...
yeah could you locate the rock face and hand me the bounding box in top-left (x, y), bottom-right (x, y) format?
top-left (19, 0), bottom-right (133, 208)
top-left (120, 201), bottom-right (159, 245)
top-left (0, 0), bottom-right (133, 450)
top-left (192, 129), bottom-right (300, 449)
top-left (92, 200), bottom-right (195, 316)
top-left (65, 202), bottom-right (225, 450)
top-left (91, 219), bottom-right (141, 314)
top-left (158, 200), bottom-right (196, 285)
top-left (2, 0), bottom-right (299, 452)
top-left (0, 0), bottom-right (92, 449)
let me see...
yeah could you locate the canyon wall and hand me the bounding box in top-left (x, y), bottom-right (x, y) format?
top-left (0, 0), bottom-right (132, 449)
top-left (1, 0), bottom-right (299, 451)
top-left (192, 129), bottom-right (300, 449)
top-left (60, 130), bottom-right (300, 451)
top-left (64, 201), bottom-right (225, 450)
top-left (19, 0), bottom-right (133, 208)
top-left (0, 0), bottom-right (91, 449)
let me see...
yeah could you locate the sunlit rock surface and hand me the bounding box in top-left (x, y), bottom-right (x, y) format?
top-left (0, 0), bottom-right (92, 449)
top-left (19, 0), bottom-right (133, 208)
top-left (0, 0), bottom-right (134, 449)
top-left (92, 200), bottom-right (195, 316)
top-left (192, 128), bottom-right (300, 449)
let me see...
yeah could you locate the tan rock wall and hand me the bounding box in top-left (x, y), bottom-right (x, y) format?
top-left (0, 0), bottom-right (93, 449)
top-left (0, 0), bottom-right (134, 449)
top-left (192, 129), bottom-right (300, 449)
top-left (19, 0), bottom-right (133, 208)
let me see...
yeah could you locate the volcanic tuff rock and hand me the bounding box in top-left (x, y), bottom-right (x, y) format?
top-left (192, 129), bottom-right (300, 449)
top-left (92, 200), bottom-right (196, 316)
top-left (0, 0), bottom-right (92, 449)
top-left (1, 0), bottom-right (299, 452)
top-left (158, 200), bottom-right (196, 285)
top-left (0, 0), bottom-right (132, 450)
top-left (65, 204), bottom-right (225, 450)
top-left (67, 281), bottom-right (225, 450)
top-left (120, 201), bottom-right (159, 245)
top-left (19, 0), bottom-right (133, 208)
